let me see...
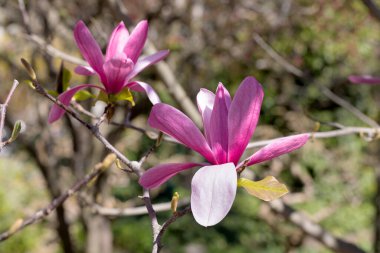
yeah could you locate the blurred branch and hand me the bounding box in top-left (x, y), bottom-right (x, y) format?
top-left (247, 126), bottom-right (379, 150)
top-left (268, 199), bottom-right (366, 253)
top-left (362, 0), bottom-right (380, 22)
top-left (27, 34), bottom-right (87, 66)
top-left (322, 87), bottom-right (380, 128)
top-left (0, 154), bottom-right (116, 242)
top-left (0, 80), bottom-right (20, 151)
top-left (144, 41), bottom-right (202, 127)
top-left (93, 199), bottom-right (189, 217)
top-left (253, 33), bottom-right (303, 77)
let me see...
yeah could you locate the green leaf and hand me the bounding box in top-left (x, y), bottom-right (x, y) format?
top-left (110, 88), bottom-right (135, 105)
top-left (8, 120), bottom-right (25, 143)
top-left (73, 90), bottom-right (95, 101)
top-left (238, 176), bottom-right (289, 201)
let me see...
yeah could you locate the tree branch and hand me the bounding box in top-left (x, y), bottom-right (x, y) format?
top-left (0, 80), bottom-right (20, 151)
top-left (0, 154), bottom-right (116, 242)
top-left (268, 199), bottom-right (366, 253)
top-left (361, 0), bottom-right (380, 22)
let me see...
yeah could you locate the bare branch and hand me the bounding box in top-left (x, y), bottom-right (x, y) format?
top-left (246, 126), bottom-right (379, 150)
top-left (322, 87), bottom-right (379, 128)
top-left (268, 199), bottom-right (366, 253)
top-left (253, 33), bottom-right (303, 77)
top-left (361, 0), bottom-right (380, 22)
top-left (0, 154), bottom-right (116, 242)
top-left (154, 207), bottom-right (192, 251)
top-left (93, 199), bottom-right (190, 217)
top-left (0, 80), bottom-right (20, 151)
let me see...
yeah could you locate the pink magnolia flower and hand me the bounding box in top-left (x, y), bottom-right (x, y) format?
top-left (48, 20), bottom-right (169, 123)
top-left (349, 75), bottom-right (380, 85)
top-left (139, 76), bottom-right (309, 226)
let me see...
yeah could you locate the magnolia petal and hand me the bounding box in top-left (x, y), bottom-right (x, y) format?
top-left (139, 162), bottom-right (205, 189)
top-left (48, 84), bottom-right (104, 123)
top-left (148, 103), bottom-right (216, 163)
top-left (105, 21), bottom-right (129, 61)
top-left (125, 50), bottom-right (170, 81)
top-left (196, 88), bottom-right (215, 144)
top-left (126, 81), bottom-right (160, 104)
top-left (219, 82), bottom-right (231, 108)
top-left (74, 21), bottom-right (105, 79)
top-left (124, 20), bottom-right (148, 63)
top-left (245, 134), bottom-right (309, 167)
top-left (209, 83), bottom-right (229, 164)
top-left (238, 177), bottom-right (289, 201)
top-left (228, 77), bottom-right (264, 164)
top-left (75, 65), bottom-right (96, 76)
top-left (348, 75), bottom-right (380, 85)
top-left (191, 163), bottom-right (237, 227)
top-left (103, 57), bottom-right (134, 94)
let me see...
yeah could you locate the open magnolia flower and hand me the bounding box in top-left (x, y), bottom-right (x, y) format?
top-left (139, 76), bottom-right (309, 227)
top-left (349, 75), bottom-right (380, 85)
top-left (48, 20), bottom-right (169, 123)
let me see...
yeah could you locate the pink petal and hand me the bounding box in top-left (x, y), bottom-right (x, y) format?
top-left (126, 81), bottom-right (160, 104)
top-left (48, 84), bottom-right (104, 123)
top-left (348, 75), bottom-right (380, 85)
top-left (139, 162), bottom-right (205, 189)
top-left (191, 163), bottom-right (237, 227)
top-left (148, 103), bottom-right (216, 164)
top-left (103, 57), bottom-right (134, 94)
top-left (220, 83), bottom-right (231, 108)
top-left (75, 65), bottom-right (96, 76)
top-left (105, 21), bottom-right (129, 61)
top-left (74, 21), bottom-right (105, 80)
top-left (209, 83), bottom-right (229, 164)
top-left (244, 134), bottom-right (309, 167)
top-left (125, 50), bottom-right (170, 81)
top-left (228, 77), bottom-right (264, 164)
top-left (124, 20), bottom-right (148, 63)
top-left (196, 88), bottom-right (215, 144)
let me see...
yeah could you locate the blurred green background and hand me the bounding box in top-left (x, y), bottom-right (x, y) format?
top-left (0, 1), bottom-right (380, 252)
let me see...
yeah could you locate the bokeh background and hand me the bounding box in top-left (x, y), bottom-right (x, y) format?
top-left (0, 0), bottom-right (380, 252)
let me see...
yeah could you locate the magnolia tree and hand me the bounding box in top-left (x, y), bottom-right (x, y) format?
top-left (0, 1), bottom-right (380, 253)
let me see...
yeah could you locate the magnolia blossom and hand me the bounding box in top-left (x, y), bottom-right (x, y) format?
top-left (139, 76), bottom-right (309, 226)
top-left (48, 20), bottom-right (169, 123)
top-left (349, 75), bottom-right (380, 85)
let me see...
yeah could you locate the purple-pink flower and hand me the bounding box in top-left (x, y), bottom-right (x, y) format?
top-left (48, 20), bottom-right (169, 123)
top-left (349, 75), bottom-right (380, 85)
top-left (139, 76), bottom-right (309, 226)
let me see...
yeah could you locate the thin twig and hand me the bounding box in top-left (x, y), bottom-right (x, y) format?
top-left (0, 154), bottom-right (116, 242)
top-left (29, 75), bottom-right (139, 172)
top-left (0, 80), bottom-right (20, 151)
top-left (26, 34), bottom-right (87, 66)
top-left (253, 33), bottom-right (303, 77)
top-left (322, 87), bottom-right (380, 128)
top-left (246, 127), bottom-right (379, 150)
top-left (93, 199), bottom-right (190, 217)
top-left (153, 207), bottom-right (192, 251)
